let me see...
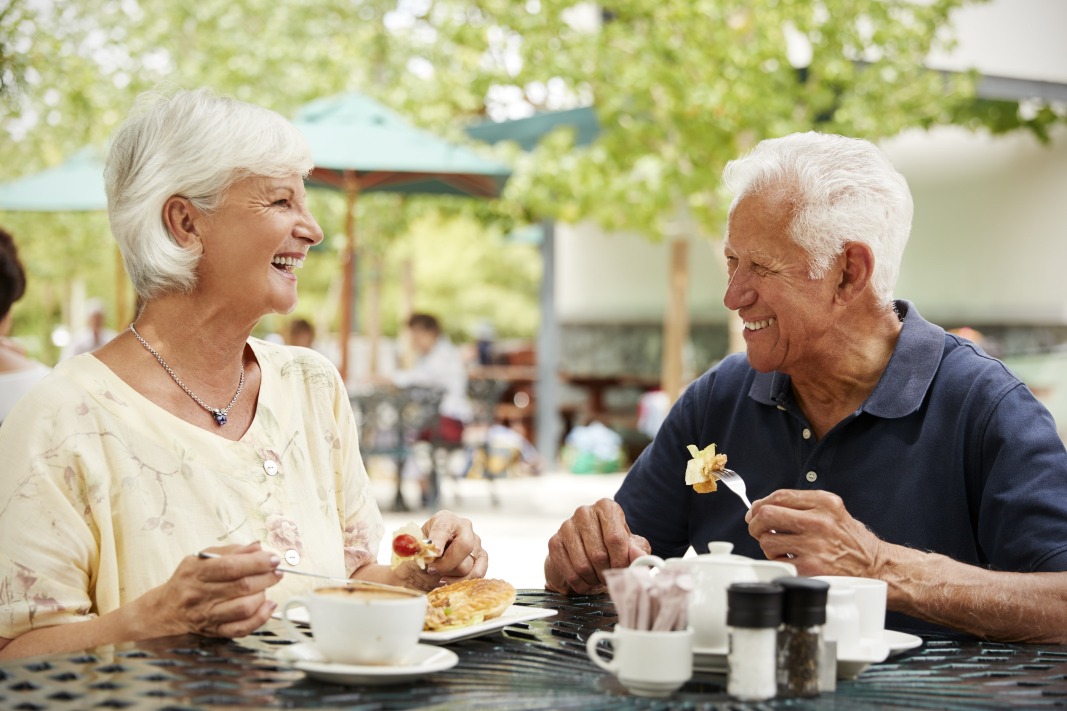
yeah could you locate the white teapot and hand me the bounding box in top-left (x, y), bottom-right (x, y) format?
top-left (631, 541), bottom-right (796, 652)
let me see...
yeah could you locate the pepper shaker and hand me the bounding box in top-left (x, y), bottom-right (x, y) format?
top-left (726, 582), bottom-right (784, 702)
top-left (775, 577), bottom-right (830, 697)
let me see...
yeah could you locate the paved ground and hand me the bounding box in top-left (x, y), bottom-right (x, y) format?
top-left (371, 470), bottom-right (627, 589)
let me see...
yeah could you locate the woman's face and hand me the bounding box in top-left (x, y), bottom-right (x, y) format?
top-left (195, 173), bottom-right (323, 318)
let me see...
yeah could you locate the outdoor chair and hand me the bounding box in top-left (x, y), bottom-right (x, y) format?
top-left (351, 385), bottom-right (444, 512)
top-left (428, 377), bottom-right (511, 509)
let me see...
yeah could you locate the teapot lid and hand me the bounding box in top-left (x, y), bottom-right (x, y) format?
top-left (706, 541), bottom-right (735, 556)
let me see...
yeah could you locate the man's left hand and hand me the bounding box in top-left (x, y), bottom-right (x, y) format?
top-left (745, 489), bottom-right (887, 578)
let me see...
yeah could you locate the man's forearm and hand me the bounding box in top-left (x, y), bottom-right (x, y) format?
top-left (880, 544), bottom-right (1067, 643)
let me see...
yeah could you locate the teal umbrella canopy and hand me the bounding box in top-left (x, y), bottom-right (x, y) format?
top-left (0, 147), bottom-right (107, 212)
top-left (465, 106), bottom-right (599, 152)
top-left (295, 93), bottom-right (511, 198)
top-left (292, 92), bottom-right (512, 379)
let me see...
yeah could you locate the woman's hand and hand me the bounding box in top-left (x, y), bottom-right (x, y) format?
top-left (138, 541), bottom-right (282, 639)
top-left (397, 511), bottom-right (487, 590)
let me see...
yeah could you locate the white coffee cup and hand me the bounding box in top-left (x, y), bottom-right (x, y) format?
top-left (281, 585), bottom-right (427, 666)
top-left (586, 626), bottom-right (694, 697)
top-left (823, 586), bottom-right (862, 657)
top-left (814, 576), bottom-right (888, 642)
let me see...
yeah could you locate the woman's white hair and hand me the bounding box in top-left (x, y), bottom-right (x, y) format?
top-left (721, 131), bottom-right (913, 307)
top-left (104, 87), bottom-right (314, 300)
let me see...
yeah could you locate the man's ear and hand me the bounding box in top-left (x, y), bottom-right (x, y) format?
top-left (835, 242), bottom-right (875, 304)
top-left (162, 196), bottom-right (203, 252)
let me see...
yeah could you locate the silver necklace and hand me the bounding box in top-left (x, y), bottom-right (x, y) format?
top-left (129, 323), bottom-right (244, 426)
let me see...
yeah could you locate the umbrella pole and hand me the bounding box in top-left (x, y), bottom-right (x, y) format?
top-left (339, 175), bottom-right (360, 383)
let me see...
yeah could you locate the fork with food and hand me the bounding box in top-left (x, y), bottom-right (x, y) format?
top-left (686, 442), bottom-right (752, 509)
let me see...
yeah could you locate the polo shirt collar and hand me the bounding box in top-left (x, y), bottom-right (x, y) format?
top-left (747, 300), bottom-right (945, 419)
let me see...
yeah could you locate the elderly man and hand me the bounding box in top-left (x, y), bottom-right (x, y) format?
top-left (545, 132), bottom-right (1067, 642)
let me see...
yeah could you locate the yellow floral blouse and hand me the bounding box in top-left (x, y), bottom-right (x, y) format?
top-left (0, 338), bottom-right (383, 639)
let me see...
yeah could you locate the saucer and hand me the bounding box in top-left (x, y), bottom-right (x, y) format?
top-left (834, 636), bottom-right (891, 679)
top-left (691, 645), bottom-right (727, 674)
top-left (693, 634), bottom-right (899, 679)
top-left (281, 643), bottom-right (459, 685)
top-left (884, 629), bottom-right (923, 654)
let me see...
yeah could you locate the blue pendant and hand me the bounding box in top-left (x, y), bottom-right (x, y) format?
top-left (213, 410), bottom-right (227, 426)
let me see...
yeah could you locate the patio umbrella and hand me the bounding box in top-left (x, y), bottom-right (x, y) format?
top-left (0, 147), bottom-right (132, 326)
top-left (293, 93), bottom-right (512, 381)
top-left (0, 147), bottom-right (107, 211)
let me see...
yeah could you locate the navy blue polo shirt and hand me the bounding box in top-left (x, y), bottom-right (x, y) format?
top-left (616, 301), bottom-right (1067, 634)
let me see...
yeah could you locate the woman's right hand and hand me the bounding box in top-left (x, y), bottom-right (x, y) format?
top-left (139, 541), bottom-right (282, 639)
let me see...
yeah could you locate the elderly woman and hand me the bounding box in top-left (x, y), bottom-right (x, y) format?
top-left (0, 88), bottom-right (487, 660)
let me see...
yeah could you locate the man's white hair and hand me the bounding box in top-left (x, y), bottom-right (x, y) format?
top-left (722, 131), bottom-right (913, 306)
top-left (104, 87), bottom-right (314, 300)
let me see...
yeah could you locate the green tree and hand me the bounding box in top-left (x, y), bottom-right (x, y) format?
top-left (0, 0), bottom-right (525, 359)
top-left (404, 0), bottom-right (1064, 238)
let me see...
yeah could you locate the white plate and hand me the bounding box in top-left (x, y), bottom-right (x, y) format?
top-left (282, 643), bottom-right (459, 685)
top-left (277, 604), bottom-right (558, 644)
top-left (884, 629), bottom-right (923, 655)
top-left (421, 605), bottom-right (558, 643)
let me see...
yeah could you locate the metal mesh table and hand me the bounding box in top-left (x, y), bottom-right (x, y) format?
top-left (2, 591), bottom-right (1066, 710)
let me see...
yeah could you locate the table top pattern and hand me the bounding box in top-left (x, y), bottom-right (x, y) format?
top-left (2, 591), bottom-right (1066, 710)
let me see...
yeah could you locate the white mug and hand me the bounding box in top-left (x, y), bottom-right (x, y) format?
top-left (824, 586), bottom-right (862, 657)
top-left (281, 585), bottom-right (427, 666)
top-left (814, 576), bottom-right (888, 642)
top-left (586, 626), bottom-right (694, 697)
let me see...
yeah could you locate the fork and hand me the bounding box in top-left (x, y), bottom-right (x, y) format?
top-left (717, 468), bottom-right (752, 509)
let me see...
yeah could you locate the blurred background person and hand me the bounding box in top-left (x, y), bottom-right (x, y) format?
top-left (0, 227), bottom-right (49, 424)
top-left (61, 298), bottom-right (117, 359)
top-left (391, 313), bottom-right (473, 441)
top-left (384, 313), bottom-right (473, 506)
top-left (287, 317), bottom-right (316, 349)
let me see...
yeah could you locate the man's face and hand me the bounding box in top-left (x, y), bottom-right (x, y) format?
top-left (722, 189), bottom-right (838, 375)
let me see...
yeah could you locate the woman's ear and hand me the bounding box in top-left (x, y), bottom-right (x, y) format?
top-left (162, 196), bottom-right (203, 252)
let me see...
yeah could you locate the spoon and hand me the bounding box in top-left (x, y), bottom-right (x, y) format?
top-left (196, 552), bottom-right (416, 594)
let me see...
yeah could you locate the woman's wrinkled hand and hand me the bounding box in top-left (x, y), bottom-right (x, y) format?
top-left (397, 510), bottom-right (487, 590)
top-left (141, 541), bottom-right (282, 639)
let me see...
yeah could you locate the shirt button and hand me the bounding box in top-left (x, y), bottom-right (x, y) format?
top-left (802, 428), bottom-right (812, 440)
top-left (284, 549), bottom-right (300, 565)
top-left (806, 471), bottom-right (818, 483)
top-left (264, 460), bottom-right (279, 476)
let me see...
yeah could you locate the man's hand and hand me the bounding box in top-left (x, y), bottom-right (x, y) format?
top-left (745, 489), bottom-right (888, 578)
top-left (545, 498), bottom-right (650, 595)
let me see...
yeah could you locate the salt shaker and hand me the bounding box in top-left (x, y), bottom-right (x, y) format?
top-left (726, 582), bottom-right (784, 702)
top-left (775, 577), bottom-right (830, 697)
